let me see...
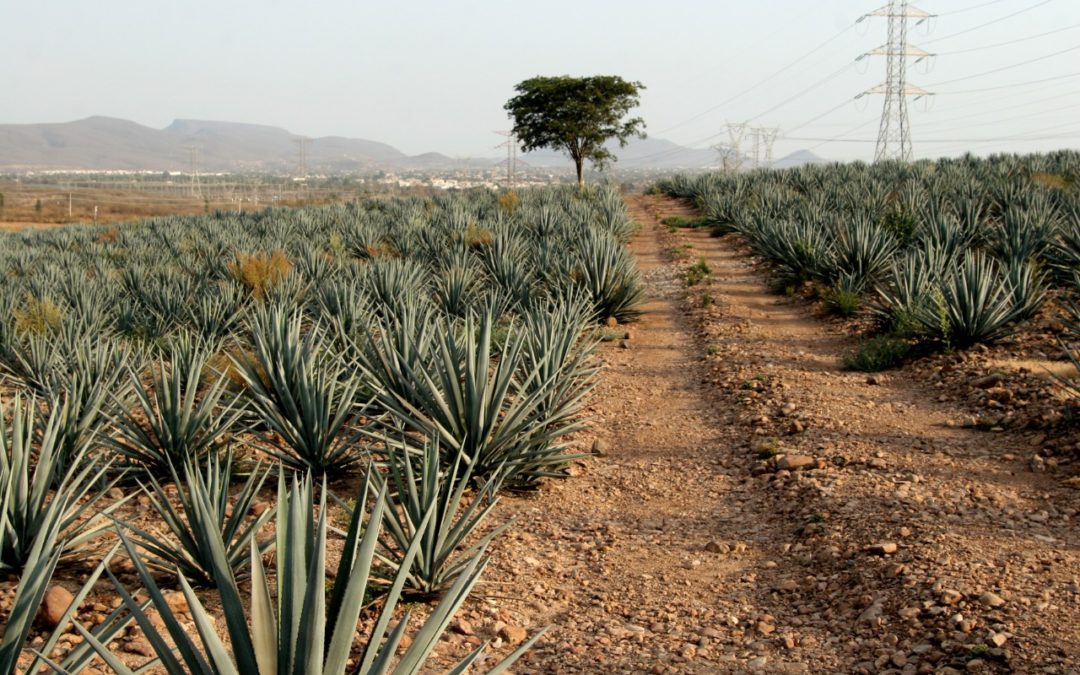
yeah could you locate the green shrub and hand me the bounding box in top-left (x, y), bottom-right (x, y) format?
top-left (685, 258), bottom-right (710, 286)
top-left (842, 336), bottom-right (911, 372)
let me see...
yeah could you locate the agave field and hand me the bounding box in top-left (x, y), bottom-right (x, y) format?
top-left (659, 151), bottom-right (1080, 372)
top-left (0, 186), bottom-right (644, 673)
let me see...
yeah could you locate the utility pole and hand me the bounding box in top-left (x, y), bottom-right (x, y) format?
top-left (858, 1), bottom-right (933, 162)
top-left (186, 145), bottom-right (203, 198)
top-left (494, 130), bottom-right (517, 188)
top-left (292, 137), bottom-right (311, 179)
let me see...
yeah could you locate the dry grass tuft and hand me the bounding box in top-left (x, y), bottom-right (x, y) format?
top-left (13, 295), bottom-right (63, 335)
top-left (228, 250), bottom-right (292, 300)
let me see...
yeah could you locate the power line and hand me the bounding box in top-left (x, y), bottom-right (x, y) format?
top-left (926, 44), bottom-right (1080, 87)
top-left (934, 21), bottom-right (1080, 54)
top-left (931, 0), bottom-right (1012, 16)
top-left (650, 23), bottom-right (857, 137)
top-left (922, 0), bottom-right (1054, 45)
top-left (936, 70), bottom-right (1080, 94)
top-left (917, 98), bottom-right (1080, 130)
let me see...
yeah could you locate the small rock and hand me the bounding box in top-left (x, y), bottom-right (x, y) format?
top-left (106, 487), bottom-right (124, 500)
top-left (164, 591), bottom-right (187, 614)
top-left (123, 638), bottom-right (154, 658)
top-left (619, 339), bottom-right (631, 349)
top-left (592, 439), bottom-right (610, 456)
top-left (941, 589), bottom-right (963, 605)
top-left (866, 375), bottom-right (879, 385)
top-left (40, 586), bottom-right (74, 627)
top-left (497, 624), bottom-right (527, 646)
top-left (858, 600), bottom-right (883, 624)
top-left (704, 541), bottom-right (728, 554)
top-left (787, 420), bottom-right (804, 434)
top-left (973, 374), bottom-right (1003, 389)
top-left (867, 542), bottom-right (898, 556)
top-left (989, 632), bottom-right (1007, 647)
top-left (776, 454), bottom-right (814, 471)
top-left (605, 316), bottom-right (618, 328)
top-left (978, 592), bottom-right (1005, 608)
top-left (451, 618), bottom-right (474, 636)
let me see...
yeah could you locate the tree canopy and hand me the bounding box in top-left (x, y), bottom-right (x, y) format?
top-left (504, 75), bottom-right (646, 187)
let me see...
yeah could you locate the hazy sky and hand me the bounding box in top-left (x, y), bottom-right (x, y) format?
top-left (3, 0), bottom-right (1079, 163)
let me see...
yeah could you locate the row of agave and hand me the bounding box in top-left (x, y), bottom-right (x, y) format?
top-left (0, 185), bottom-right (645, 672)
top-left (659, 150), bottom-right (1080, 349)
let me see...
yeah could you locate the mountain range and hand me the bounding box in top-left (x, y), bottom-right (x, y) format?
top-left (0, 116), bottom-right (823, 172)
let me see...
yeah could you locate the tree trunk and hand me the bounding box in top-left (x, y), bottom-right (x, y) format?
top-left (575, 158), bottom-right (584, 188)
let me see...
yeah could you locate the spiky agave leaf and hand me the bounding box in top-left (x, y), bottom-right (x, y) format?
top-left (0, 394), bottom-right (120, 573)
top-left (233, 306), bottom-right (367, 475)
top-left (117, 450), bottom-right (275, 587)
top-left (109, 341), bottom-right (241, 474)
top-left (374, 436), bottom-right (507, 597)
top-left (922, 252), bottom-right (1023, 347)
top-left (573, 230), bottom-right (645, 323)
top-left (72, 472), bottom-right (542, 675)
top-left (363, 310), bottom-right (589, 487)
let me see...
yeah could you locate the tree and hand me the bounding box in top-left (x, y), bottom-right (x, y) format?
top-left (505, 75), bottom-right (646, 187)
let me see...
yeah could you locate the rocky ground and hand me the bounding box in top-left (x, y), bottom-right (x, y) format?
top-left (466, 194), bottom-right (1080, 673)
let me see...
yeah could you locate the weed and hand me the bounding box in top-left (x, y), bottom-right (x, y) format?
top-left (842, 335), bottom-right (911, 372)
top-left (700, 292), bottom-right (714, 308)
top-left (966, 644), bottom-right (989, 660)
top-left (661, 215), bottom-right (710, 229)
top-left (754, 438), bottom-right (782, 459)
top-left (825, 288), bottom-right (861, 317)
top-left (707, 344), bottom-right (721, 356)
top-left (13, 295), bottom-right (63, 335)
top-left (462, 222), bottom-right (493, 248)
top-left (685, 258), bottom-right (710, 286)
top-left (672, 244), bottom-right (693, 261)
top-left (228, 250), bottom-right (292, 300)
top-left (497, 190), bottom-right (520, 214)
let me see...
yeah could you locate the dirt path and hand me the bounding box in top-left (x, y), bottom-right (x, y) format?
top-left (453, 194), bottom-right (1080, 674)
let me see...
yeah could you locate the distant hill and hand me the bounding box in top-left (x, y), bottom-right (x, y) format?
top-left (769, 149), bottom-right (828, 170)
top-left (0, 117), bottom-right (419, 172)
top-left (0, 116), bottom-right (752, 172)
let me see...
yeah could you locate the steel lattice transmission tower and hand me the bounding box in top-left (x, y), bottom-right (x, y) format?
top-left (186, 145), bottom-right (203, 198)
top-left (859, 1), bottom-right (933, 162)
top-left (494, 130), bottom-right (518, 188)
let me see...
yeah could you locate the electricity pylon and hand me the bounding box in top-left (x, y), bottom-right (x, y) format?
top-left (750, 126), bottom-right (780, 169)
top-left (292, 137), bottom-right (311, 179)
top-left (858, 0), bottom-right (933, 162)
top-left (713, 121), bottom-right (749, 172)
top-left (494, 130), bottom-right (517, 188)
top-left (186, 145), bottom-right (202, 198)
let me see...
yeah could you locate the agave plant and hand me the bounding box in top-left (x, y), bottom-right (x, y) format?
top-left (117, 451), bottom-right (275, 587)
top-left (364, 310), bottom-right (589, 487)
top-left (110, 341), bottom-right (241, 473)
top-left (921, 252), bottom-right (1022, 347)
top-left (374, 436), bottom-right (507, 597)
top-left (573, 231), bottom-right (645, 323)
top-left (74, 473), bottom-right (542, 675)
top-left (0, 395), bottom-right (118, 572)
top-left (233, 307), bottom-right (367, 475)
